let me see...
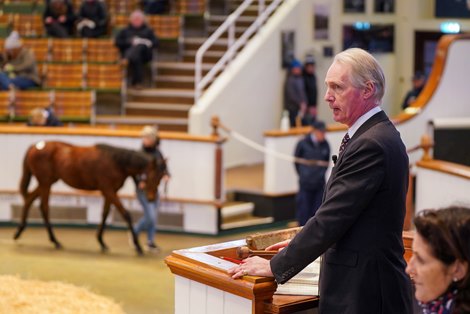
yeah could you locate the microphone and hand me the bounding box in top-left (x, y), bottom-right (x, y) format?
top-left (332, 155), bottom-right (338, 165)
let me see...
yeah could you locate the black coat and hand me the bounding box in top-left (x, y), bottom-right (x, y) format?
top-left (270, 111), bottom-right (413, 314)
top-left (78, 1), bottom-right (108, 32)
top-left (114, 24), bottom-right (159, 58)
top-left (284, 74), bottom-right (307, 111)
top-left (43, 0), bottom-right (76, 31)
top-left (303, 72), bottom-right (317, 108)
top-left (294, 135), bottom-right (330, 190)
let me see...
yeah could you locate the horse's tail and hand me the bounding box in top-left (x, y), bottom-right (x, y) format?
top-left (19, 148), bottom-right (33, 199)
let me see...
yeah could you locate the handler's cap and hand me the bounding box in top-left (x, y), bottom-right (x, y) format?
top-left (141, 125), bottom-right (158, 139)
top-left (311, 120), bottom-right (326, 132)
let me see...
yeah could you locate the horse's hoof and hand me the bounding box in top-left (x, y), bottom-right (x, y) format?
top-left (136, 248), bottom-right (144, 256)
top-left (54, 242), bottom-right (63, 250)
top-left (100, 246), bottom-right (109, 253)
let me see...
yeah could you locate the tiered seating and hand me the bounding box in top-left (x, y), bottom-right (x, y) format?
top-left (43, 63), bottom-right (84, 89)
top-left (12, 14), bottom-right (43, 37)
top-left (175, 0), bottom-right (206, 15)
top-left (50, 39), bottom-right (84, 63)
top-left (148, 15), bottom-right (182, 40)
top-left (2, 1), bottom-right (35, 14)
top-left (23, 38), bottom-right (50, 62)
top-left (53, 90), bottom-right (96, 123)
top-left (86, 39), bottom-right (120, 63)
top-left (86, 64), bottom-right (122, 91)
top-left (0, 92), bottom-right (12, 121)
top-left (105, 0), bottom-right (140, 15)
top-left (12, 90), bottom-right (51, 119)
top-left (5, 89), bottom-right (95, 123)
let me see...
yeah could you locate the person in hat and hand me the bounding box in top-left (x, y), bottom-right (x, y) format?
top-left (293, 120), bottom-right (330, 226)
top-left (284, 59), bottom-right (307, 127)
top-left (303, 55), bottom-right (318, 123)
top-left (132, 125), bottom-right (170, 253)
top-left (402, 71), bottom-right (426, 110)
top-left (0, 31), bottom-right (40, 91)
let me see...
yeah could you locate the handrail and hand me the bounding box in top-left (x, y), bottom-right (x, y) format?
top-left (194, 0), bottom-right (283, 102)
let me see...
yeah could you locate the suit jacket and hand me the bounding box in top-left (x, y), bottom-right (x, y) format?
top-left (270, 111), bottom-right (413, 314)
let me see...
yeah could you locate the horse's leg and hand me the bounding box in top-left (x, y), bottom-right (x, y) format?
top-left (97, 198), bottom-right (111, 252)
top-left (102, 190), bottom-right (143, 255)
top-left (14, 187), bottom-right (40, 240)
top-left (38, 186), bottom-right (62, 249)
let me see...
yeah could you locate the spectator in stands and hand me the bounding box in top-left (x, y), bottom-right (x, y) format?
top-left (284, 59), bottom-right (307, 127)
top-left (303, 55), bottom-right (318, 124)
top-left (133, 125), bottom-right (170, 253)
top-left (44, 0), bottom-right (76, 38)
top-left (0, 32), bottom-right (40, 91)
top-left (402, 71), bottom-right (426, 110)
top-left (294, 120), bottom-right (330, 226)
top-left (141, 0), bottom-right (170, 14)
top-left (115, 10), bottom-right (159, 89)
top-left (76, 0), bottom-right (108, 38)
top-left (406, 206), bottom-right (470, 314)
top-left (28, 107), bottom-right (62, 126)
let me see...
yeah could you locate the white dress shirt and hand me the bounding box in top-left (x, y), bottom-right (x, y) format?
top-left (347, 106), bottom-right (383, 138)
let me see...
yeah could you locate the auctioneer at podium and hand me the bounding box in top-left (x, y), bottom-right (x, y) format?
top-left (229, 48), bottom-right (414, 313)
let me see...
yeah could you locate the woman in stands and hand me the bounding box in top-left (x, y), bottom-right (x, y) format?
top-left (76, 0), bottom-right (108, 38)
top-left (0, 31), bottom-right (40, 90)
top-left (133, 126), bottom-right (169, 253)
top-left (406, 206), bottom-right (470, 314)
top-left (44, 0), bottom-right (76, 38)
top-left (114, 10), bottom-right (159, 89)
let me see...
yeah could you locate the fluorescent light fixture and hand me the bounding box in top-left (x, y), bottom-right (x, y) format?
top-left (353, 22), bottom-right (371, 30)
top-left (440, 22), bottom-right (460, 34)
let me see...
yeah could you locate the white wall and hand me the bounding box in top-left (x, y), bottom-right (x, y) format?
top-left (190, 0), bottom-right (312, 167)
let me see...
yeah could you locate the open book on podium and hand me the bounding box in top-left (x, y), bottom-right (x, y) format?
top-left (275, 258), bottom-right (321, 296)
top-left (246, 227), bottom-right (321, 296)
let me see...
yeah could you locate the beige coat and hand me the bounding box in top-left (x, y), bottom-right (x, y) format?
top-left (5, 48), bottom-right (41, 85)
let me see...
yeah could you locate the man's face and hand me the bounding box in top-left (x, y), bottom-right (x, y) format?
top-left (312, 129), bottom-right (325, 142)
top-left (130, 15), bottom-right (144, 28)
top-left (413, 77), bottom-right (425, 89)
top-left (291, 66), bottom-right (302, 76)
top-left (324, 62), bottom-right (365, 126)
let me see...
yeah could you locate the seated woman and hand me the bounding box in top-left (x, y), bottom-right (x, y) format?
top-left (76, 0), bottom-right (108, 38)
top-left (114, 10), bottom-right (159, 89)
top-left (0, 32), bottom-right (40, 91)
top-left (406, 206), bottom-right (470, 314)
top-left (44, 0), bottom-right (76, 38)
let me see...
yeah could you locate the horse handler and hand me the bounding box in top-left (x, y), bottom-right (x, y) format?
top-left (133, 125), bottom-right (170, 253)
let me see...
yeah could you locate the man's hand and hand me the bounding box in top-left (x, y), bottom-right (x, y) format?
top-left (58, 15), bottom-right (66, 23)
top-left (265, 239), bottom-right (291, 252)
top-left (227, 256), bottom-right (273, 279)
top-left (45, 17), bottom-right (53, 24)
top-left (138, 181), bottom-right (146, 190)
top-left (161, 174), bottom-right (170, 183)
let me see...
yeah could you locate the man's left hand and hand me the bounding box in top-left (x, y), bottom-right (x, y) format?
top-left (227, 256), bottom-right (274, 279)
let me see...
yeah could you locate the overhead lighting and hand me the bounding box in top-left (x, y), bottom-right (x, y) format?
top-left (353, 22), bottom-right (371, 31)
top-left (440, 22), bottom-right (460, 34)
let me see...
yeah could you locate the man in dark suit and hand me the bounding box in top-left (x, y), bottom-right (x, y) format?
top-left (229, 48), bottom-right (413, 314)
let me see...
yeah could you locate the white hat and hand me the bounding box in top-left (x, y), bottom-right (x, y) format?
top-left (5, 31), bottom-right (22, 50)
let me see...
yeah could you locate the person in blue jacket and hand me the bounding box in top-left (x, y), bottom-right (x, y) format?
top-left (294, 120), bottom-right (330, 226)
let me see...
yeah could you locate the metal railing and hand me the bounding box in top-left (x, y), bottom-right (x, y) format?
top-left (194, 0), bottom-right (283, 102)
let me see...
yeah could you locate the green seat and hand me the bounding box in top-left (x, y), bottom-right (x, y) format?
top-left (2, 3), bottom-right (35, 14)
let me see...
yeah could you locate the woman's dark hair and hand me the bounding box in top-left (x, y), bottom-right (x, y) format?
top-left (414, 206), bottom-right (470, 313)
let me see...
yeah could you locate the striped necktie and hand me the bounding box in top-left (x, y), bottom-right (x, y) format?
top-left (339, 133), bottom-right (350, 155)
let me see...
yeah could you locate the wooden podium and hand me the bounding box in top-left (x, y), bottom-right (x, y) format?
top-left (165, 239), bottom-right (318, 314)
top-left (165, 232), bottom-right (414, 314)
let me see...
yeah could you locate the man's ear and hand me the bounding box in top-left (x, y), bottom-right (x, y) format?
top-left (363, 81), bottom-right (375, 100)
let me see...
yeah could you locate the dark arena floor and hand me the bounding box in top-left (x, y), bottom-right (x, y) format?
top-left (0, 226), bottom-right (278, 313)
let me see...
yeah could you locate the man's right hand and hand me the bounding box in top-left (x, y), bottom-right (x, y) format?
top-left (45, 17), bottom-right (53, 24)
top-left (265, 239), bottom-right (291, 252)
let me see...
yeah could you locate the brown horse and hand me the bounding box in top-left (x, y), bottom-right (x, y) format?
top-left (14, 141), bottom-right (167, 255)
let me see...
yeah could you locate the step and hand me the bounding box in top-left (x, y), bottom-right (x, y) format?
top-left (184, 37), bottom-right (229, 51)
top-left (207, 25), bottom-right (249, 35)
top-left (208, 15), bottom-right (256, 28)
top-left (221, 201), bottom-right (255, 219)
top-left (127, 88), bottom-right (195, 98)
top-left (95, 115), bottom-right (188, 126)
top-left (221, 216), bottom-right (274, 230)
top-left (124, 101), bottom-right (191, 117)
top-left (155, 62), bottom-right (215, 76)
top-left (183, 50), bottom-right (225, 63)
top-left (125, 102), bottom-right (192, 111)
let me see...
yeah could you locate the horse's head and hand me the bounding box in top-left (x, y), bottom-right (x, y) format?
top-left (143, 155), bottom-right (168, 202)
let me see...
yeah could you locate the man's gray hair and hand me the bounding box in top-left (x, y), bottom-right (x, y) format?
top-left (334, 48), bottom-right (385, 104)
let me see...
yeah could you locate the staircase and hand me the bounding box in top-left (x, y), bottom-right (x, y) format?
top-left (95, 0), bottom-right (282, 132)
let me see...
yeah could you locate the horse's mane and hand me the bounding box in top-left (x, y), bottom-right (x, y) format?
top-left (96, 144), bottom-right (150, 173)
